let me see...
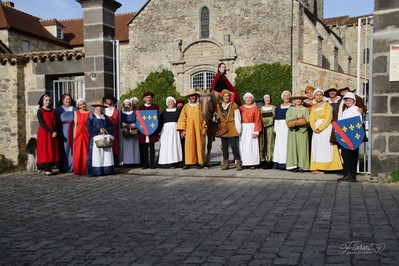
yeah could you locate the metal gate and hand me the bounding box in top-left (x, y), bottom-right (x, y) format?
top-left (52, 80), bottom-right (85, 105)
top-left (356, 15), bottom-right (373, 174)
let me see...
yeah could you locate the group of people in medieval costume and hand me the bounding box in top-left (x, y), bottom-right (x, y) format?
top-left (36, 94), bottom-right (118, 176)
top-left (35, 61), bottom-right (366, 181)
top-left (270, 82), bottom-right (366, 182)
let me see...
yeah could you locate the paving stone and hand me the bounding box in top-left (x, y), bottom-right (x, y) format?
top-left (0, 171), bottom-right (399, 265)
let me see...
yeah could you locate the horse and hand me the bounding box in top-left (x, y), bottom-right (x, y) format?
top-left (198, 89), bottom-right (220, 167)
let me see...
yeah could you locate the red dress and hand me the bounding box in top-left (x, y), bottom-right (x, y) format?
top-left (73, 110), bottom-right (92, 175)
top-left (37, 108), bottom-right (60, 170)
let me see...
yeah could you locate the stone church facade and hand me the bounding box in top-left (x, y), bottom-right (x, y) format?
top-left (123, 0), bottom-right (361, 96)
top-left (2, 0), bottom-right (397, 177)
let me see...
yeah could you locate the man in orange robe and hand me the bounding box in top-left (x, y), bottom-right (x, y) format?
top-left (177, 89), bottom-right (207, 169)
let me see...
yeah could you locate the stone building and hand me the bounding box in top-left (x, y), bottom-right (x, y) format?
top-left (2, 0), bottom-right (395, 176)
top-left (124, 0), bottom-right (361, 95)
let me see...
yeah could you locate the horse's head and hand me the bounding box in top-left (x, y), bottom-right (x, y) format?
top-left (198, 89), bottom-right (217, 121)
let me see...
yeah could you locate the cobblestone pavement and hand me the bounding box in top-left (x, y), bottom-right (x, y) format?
top-left (1, 169), bottom-right (399, 265)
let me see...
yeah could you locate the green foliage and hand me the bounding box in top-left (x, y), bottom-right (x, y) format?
top-left (235, 62), bottom-right (292, 105)
top-left (391, 169), bottom-right (399, 183)
top-left (120, 70), bottom-right (184, 112)
top-left (0, 154), bottom-right (16, 174)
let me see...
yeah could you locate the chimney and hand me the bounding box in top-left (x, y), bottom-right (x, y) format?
top-left (3, 2), bottom-right (15, 8)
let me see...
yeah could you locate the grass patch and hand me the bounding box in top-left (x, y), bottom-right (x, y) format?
top-left (390, 169), bottom-right (399, 183)
top-left (0, 154), bottom-right (17, 174)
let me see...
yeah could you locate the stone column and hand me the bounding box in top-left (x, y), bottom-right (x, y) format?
top-left (76, 0), bottom-right (121, 101)
top-left (371, 0), bottom-right (399, 176)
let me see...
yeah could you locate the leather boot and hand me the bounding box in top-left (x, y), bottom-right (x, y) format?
top-left (236, 160), bottom-right (243, 171)
top-left (221, 160), bottom-right (229, 170)
top-left (346, 173), bottom-right (357, 182)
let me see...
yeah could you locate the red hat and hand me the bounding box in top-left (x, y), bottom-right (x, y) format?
top-left (143, 91), bottom-right (154, 98)
top-left (176, 99), bottom-right (185, 105)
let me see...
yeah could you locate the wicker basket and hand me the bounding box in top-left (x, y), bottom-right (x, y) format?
top-left (93, 131), bottom-right (114, 148)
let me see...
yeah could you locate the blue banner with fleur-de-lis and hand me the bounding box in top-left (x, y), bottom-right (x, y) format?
top-left (332, 116), bottom-right (364, 150)
top-left (136, 110), bottom-right (158, 136)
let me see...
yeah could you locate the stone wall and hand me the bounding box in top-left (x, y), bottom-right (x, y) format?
top-left (0, 64), bottom-right (23, 163)
top-left (329, 18), bottom-right (372, 80)
top-left (128, 0), bottom-right (295, 95)
top-left (371, 0), bottom-right (399, 176)
top-left (25, 61), bottom-right (46, 140)
top-left (306, 0), bottom-right (324, 20)
top-left (2, 31), bottom-right (67, 53)
top-left (297, 61), bottom-right (357, 92)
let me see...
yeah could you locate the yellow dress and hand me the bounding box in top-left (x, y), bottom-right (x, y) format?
top-left (176, 103), bottom-right (206, 165)
top-left (309, 102), bottom-right (343, 171)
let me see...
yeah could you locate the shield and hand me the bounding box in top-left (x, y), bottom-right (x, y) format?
top-left (332, 116), bottom-right (364, 150)
top-left (135, 110), bottom-right (159, 136)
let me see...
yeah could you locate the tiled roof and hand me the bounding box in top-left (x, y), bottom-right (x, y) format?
top-left (115, 13), bottom-right (134, 42)
top-left (61, 19), bottom-right (83, 47)
top-left (323, 14), bottom-right (373, 27)
top-left (0, 50), bottom-right (85, 65)
top-left (62, 12), bottom-right (135, 47)
top-left (0, 3), bottom-right (69, 47)
top-left (322, 16), bottom-right (349, 26)
top-left (0, 3), bottom-right (132, 49)
top-left (343, 15), bottom-right (373, 26)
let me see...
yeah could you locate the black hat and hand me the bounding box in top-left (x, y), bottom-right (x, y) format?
top-left (102, 94), bottom-right (116, 103)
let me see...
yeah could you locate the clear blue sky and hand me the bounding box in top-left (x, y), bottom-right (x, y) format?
top-left (8, 0), bottom-right (374, 20)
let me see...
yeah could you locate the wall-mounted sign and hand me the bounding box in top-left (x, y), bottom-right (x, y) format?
top-left (389, 45), bottom-right (399, 82)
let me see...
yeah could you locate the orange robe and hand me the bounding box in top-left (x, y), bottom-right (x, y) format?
top-left (176, 103), bottom-right (206, 165)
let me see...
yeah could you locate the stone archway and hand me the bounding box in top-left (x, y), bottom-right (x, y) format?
top-left (169, 35), bottom-right (237, 94)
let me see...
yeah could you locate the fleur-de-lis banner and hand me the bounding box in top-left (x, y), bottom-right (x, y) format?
top-left (332, 116), bottom-right (365, 150)
top-left (136, 110), bottom-right (158, 136)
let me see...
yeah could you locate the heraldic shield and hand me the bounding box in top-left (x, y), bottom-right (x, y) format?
top-left (136, 110), bottom-right (158, 136)
top-left (332, 116), bottom-right (364, 150)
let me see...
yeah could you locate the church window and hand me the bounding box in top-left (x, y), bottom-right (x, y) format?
top-left (22, 40), bottom-right (30, 52)
top-left (200, 7), bottom-right (209, 38)
top-left (334, 47), bottom-right (339, 70)
top-left (191, 71), bottom-right (215, 90)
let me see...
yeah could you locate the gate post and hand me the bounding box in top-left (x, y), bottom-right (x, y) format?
top-left (76, 0), bottom-right (121, 102)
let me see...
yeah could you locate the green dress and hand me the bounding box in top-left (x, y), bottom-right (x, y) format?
top-left (285, 106), bottom-right (310, 170)
top-left (259, 106), bottom-right (275, 163)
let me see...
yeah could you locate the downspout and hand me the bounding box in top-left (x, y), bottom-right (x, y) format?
top-left (291, 0), bottom-right (294, 68)
top-left (368, 16), bottom-right (373, 173)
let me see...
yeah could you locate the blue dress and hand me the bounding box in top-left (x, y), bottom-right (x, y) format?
top-left (87, 113), bottom-right (115, 176)
top-left (56, 105), bottom-right (76, 173)
top-left (120, 110), bottom-right (140, 166)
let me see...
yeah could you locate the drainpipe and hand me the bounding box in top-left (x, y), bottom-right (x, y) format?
top-left (368, 16), bottom-right (373, 173)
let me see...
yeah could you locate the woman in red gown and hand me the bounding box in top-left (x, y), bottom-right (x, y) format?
top-left (73, 98), bottom-right (92, 175)
top-left (211, 63), bottom-right (241, 105)
top-left (36, 94), bottom-right (60, 175)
